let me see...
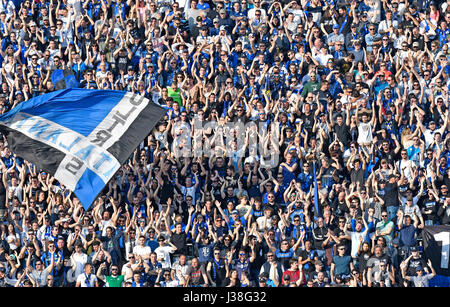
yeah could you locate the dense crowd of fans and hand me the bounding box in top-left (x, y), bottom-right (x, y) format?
top-left (0, 0), bottom-right (448, 287)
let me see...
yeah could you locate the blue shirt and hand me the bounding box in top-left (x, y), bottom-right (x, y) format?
top-left (332, 255), bottom-right (351, 276)
top-left (398, 224), bottom-right (416, 247)
top-left (365, 33), bottom-right (381, 52)
top-left (275, 248), bottom-right (295, 261)
top-left (196, 241), bottom-right (215, 263)
top-left (41, 250), bottom-right (63, 276)
top-left (297, 172), bottom-right (313, 192)
top-left (282, 161), bottom-right (297, 186)
top-left (196, 2), bottom-right (210, 10)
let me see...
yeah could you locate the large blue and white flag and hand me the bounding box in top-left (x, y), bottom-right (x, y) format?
top-left (0, 89), bottom-right (165, 209)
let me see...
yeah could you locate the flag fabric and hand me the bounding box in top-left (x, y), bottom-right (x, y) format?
top-left (0, 89), bottom-right (166, 209)
top-left (313, 161), bottom-right (321, 218)
top-left (51, 69), bottom-right (80, 90)
top-left (422, 225), bottom-right (450, 277)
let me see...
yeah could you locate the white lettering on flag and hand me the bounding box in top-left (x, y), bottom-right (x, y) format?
top-left (7, 112), bottom-right (120, 188)
top-left (88, 92), bottom-right (147, 149)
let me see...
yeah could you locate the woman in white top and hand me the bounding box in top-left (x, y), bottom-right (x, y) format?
top-left (6, 223), bottom-right (20, 251)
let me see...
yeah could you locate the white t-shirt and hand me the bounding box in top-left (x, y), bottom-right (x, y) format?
top-left (76, 273), bottom-right (98, 287)
top-left (287, 8), bottom-right (306, 24)
top-left (6, 233), bottom-right (20, 250)
top-left (125, 238), bottom-right (139, 259)
top-left (423, 129), bottom-right (437, 148)
top-left (31, 269), bottom-right (49, 287)
top-left (179, 185), bottom-right (196, 202)
top-left (72, 253), bottom-right (88, 279)
top-left (133, 245), bottom-right (151, 262)
top-left (196, 35), bottom-right (212, 45)
top-left (8, 185), bottom-right (22, 202)
top-left (350, 232), bottom-right (365, 258)
top-left (378, 19), bottom-right (398, 34)
top-left (397, 159), bottom-right (414, 179)
top-left (171, 261), bottom-right (189, 282)
top-left (315, 53), bottom-right (334, 66)
top-left (256, 216), bottom-right (272, 232)
top-left (67, 0), bottom-right (83, 17)
top-left (154, 245), bottom-right (175, 268)
top-left (121, 261), bottom-right (135, 278)
top-left (402, 203), bottom-right (422, 219)
top-left (96, 70), bottom-right (108, 80)
top-left (247, 7), bottom-right (267, 21)
top-left (357, 122), bottom-right (373, 144)
top-left (100, 220), bottom-right (114, 236)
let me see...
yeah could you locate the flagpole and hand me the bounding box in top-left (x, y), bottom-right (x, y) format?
top-left (313, 159), bottom-right (321, 219)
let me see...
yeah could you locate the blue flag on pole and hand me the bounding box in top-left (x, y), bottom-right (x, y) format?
top-left (313, 161), bottom-right (321, 218)
top-left (0, 89), bottom-right (166, 209)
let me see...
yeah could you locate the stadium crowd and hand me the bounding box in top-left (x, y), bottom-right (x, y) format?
top-left (0, 0), bottom-right (448, 287)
